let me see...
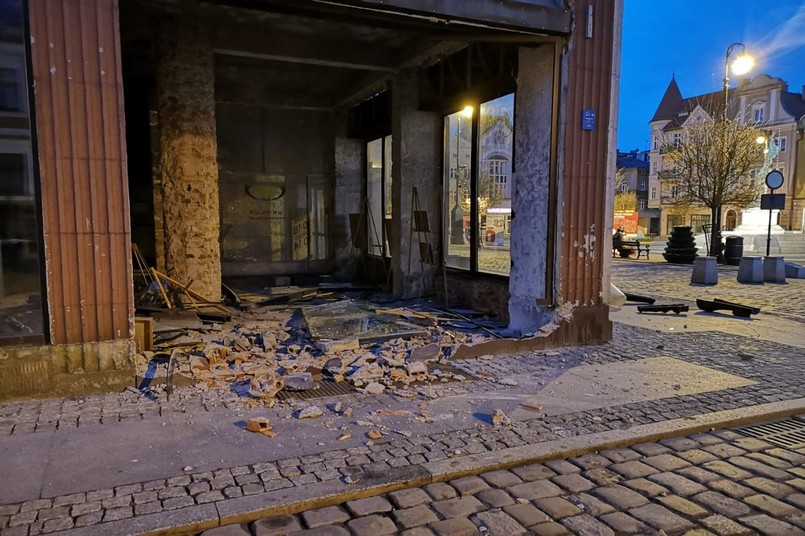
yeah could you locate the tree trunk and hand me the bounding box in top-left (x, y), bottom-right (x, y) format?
top-left (710, 206), bottom-right (723, 262)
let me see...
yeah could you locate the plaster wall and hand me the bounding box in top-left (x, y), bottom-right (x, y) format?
top-left (391, 71), bottom-right (442, 298)
top-left (508, 46), bottom-right (555, 333)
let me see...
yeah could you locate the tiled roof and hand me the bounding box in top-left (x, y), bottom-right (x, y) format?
top-left (650, 77), bottom-right (684, 122)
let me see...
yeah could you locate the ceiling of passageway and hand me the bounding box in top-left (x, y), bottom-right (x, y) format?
top-left (121, 0), bottom-right (566, 108)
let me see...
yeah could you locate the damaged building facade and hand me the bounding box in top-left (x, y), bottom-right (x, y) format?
top-left (0, 0), bottom-right (622, 399)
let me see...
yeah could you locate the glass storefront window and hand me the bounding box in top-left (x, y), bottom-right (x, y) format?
top-left (0, 0), bottom-right (45, 343)
top-left (366, 135), bottom-right (392, 257)
top-left (443, 108), bottom-right (473, 270)
top-left (443, 94), bottom-right (513, 275)
top-left (477, 94), bottom-right (513, 275)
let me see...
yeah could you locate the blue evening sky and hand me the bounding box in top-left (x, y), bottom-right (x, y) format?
top-left (618, 1), bottom-right (805, 151)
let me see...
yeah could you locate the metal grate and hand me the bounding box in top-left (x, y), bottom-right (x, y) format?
top-left (276, 362), bottom-right (476, 401)
top-left (736, 417), bottom-right (805, 450)
top-left (426, 361), bottom-right (477, 383)
top-left (276, 380), bottom-right (356, 401)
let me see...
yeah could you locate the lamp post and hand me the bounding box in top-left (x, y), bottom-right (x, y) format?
top-left (723, 42), bottom-right (754, 117)
top-left (713, 43), bottom-right (754, 262)
top-left (450, 106), bottom-right (473, 245)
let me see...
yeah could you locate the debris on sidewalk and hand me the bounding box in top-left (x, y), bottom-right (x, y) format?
top-left (624, 292), bottom-right (655, 304)
top-left (637, 303), bottom-right (689, 314)
top-left (491, 409), bottom-right (511, 426)
top-left (246, 417), bottom-right (278, 437)
top-left (697, 298), bottom-right (760, 317)
top-left (132, 287), bottom-right (498, 410)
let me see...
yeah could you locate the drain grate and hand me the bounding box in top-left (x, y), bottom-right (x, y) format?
top-left (276, 380), bottom-right (356, 401)
top-left (276, 362), bottom-right (476, 401)
top-left (736, 417), bottom-right (805, 450)
top-left (427, 361), bottom-right (477, 383)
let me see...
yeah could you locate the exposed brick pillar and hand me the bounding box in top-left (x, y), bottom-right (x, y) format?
top-left (156, 16), bottom-right (221, 301)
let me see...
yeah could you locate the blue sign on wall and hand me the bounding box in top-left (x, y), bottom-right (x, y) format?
top-left (581, 109), bottom-right (596, 131)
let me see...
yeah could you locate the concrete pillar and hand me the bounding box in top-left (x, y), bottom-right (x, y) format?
top-left (508, 46), bottom-right (556, 333)
top-left (390, 70), bottom-right (442, 298)
top-left (333, 108), bottom-right (363, 278)
top-left (156, 16), bottom-right (221, 301)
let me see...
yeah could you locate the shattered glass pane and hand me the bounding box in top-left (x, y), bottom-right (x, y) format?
top-left (302, 300), bottom-right (428, 343)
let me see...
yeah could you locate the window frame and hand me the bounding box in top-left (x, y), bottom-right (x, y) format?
top-left (443, 92), bottom-right (515, 276)
top-left (365, 135), bottom-right (392, 258)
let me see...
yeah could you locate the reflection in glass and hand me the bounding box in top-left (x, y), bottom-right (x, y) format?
top-left (478, 94), bottom-right (514, 275)
top-left (383, 136), bottom-right (392, 257)
top-left (366, 139), bottom-right (383, 256)
top-left (0, 0), bottom-right (44, 343)
top-left (444, 109), bottom-right (473, 269)
top-left (366, 136), bottom-right (392, 257)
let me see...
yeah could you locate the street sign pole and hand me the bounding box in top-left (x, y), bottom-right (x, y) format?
top-left (762, 170), bottom-right (785, 258)
top-left (766, 187), bottom-right (774, 257)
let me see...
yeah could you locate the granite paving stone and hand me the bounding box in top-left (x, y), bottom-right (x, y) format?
top-left (591, 485), bottom-right (650, 509)
top-left (739, 514), bottom-right (805, 535)
top-left (599, 512), bottom-right (651, 535)
top-left (392, 505), bottom-right (439, 529)
top-left (743, 494), bottom-right (800, 517)
top-left (708, 479), bottom-right (756, 499)
top-left (507, 480), bottom-right (563, 501)
top-left (700, 514), bottom-right (753, 536)
top-left (561, 513), bottom-right (615, 536)
top-left (502, 503), bottom-right (551, 527)
top-left (692, 491), bottom-right (755, 518)
top-left (473, 509), bottom-right (527, 535)
top-left (480, 470), bottom-right (522, 488)
top-left (648, 472), bottom-right (709, 496)
top-left (628, 503), bottom-right (696, 533)
top-left (430, 496), bottom-right (485, 519)
top-left (429, 517), bottom-right (480, 536)
top-left (301, 506), bottom-right (351, 529)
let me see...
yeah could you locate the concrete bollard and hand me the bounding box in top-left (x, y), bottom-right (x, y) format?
top-left (737, 256), bottom-right (763, 284)
top-left (785, 262), bottom-right (805, 279)
top-left (691, 256), bottom-right (718, 285)
top-left (763, 256), bottom-right (786, 283)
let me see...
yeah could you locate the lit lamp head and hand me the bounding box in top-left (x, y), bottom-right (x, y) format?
top-left (462, 105), bottom-right (474, 118)
top-left (731, 53), bottom-right (755, 76)
top-left (756, 135), bottom-right (769, 154)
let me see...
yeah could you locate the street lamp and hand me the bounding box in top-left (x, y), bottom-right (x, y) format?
top-left (712, 43), bottom-right (754, 262)
top-left (450, 106), bottom-right (473, 245)
top-left (723, 42), bottom-right (755, 115)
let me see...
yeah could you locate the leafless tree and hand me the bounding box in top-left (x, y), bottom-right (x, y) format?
top-left (661, 119), bottom-right (765, 258)
top-left (613, 168), bottom-right (637, 212)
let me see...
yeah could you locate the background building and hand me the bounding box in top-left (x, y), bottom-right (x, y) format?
top-left (616, 149), bottom-right (656, 235)
top-left (648, 75), bottom-right (805, 236)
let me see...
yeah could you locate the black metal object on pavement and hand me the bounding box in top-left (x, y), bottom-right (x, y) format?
top-left (637, 304), bottom-right (689, 314)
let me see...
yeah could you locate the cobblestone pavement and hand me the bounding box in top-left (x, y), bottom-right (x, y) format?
top-left (1, 261), bottom-right (804, 535)
top-left (1, 324), bottom-right (804, 535)
top-left (611, 260), bottom-right (805, 323)
top-left (209, 427), bottom-right (805, 536)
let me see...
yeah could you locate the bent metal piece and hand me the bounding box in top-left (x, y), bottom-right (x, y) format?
top-left (696, 299), bottom-right (755, 318)
top-left (624, 293), bottom-right (656, 304)
top-left (637, 304), bottom-right (689, 314)
top-left (713, 298), bottom-right (761, 315)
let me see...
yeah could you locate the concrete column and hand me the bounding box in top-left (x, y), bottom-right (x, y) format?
top-left (156, 16), bottom-right (221, 301)
top-left (508, 46), bottom-right (556, 334)
top-left (391, 70), bottom-right (442, 298)
top-left (333, 108), bottom-right (363, 279)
